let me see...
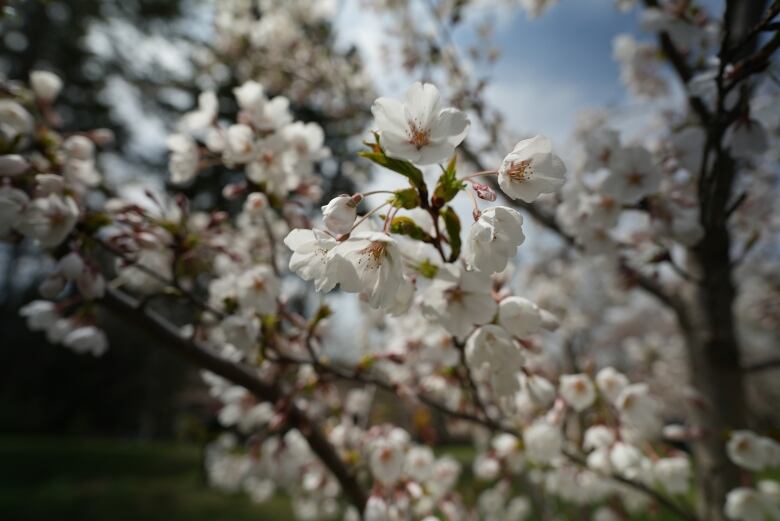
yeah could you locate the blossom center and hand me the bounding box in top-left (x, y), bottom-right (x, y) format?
top-left (358, 241), bottom-right (387, 269)
top-left (507, 159), bottom-right (533, 182)
top-left (407, 122), bottom-right (431, 149)
top-left (445, 286), bottom-right (465, 303)
top-left (627, 171), bottom-right (644, 186)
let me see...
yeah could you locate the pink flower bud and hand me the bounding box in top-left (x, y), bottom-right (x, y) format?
top-left (472, 182), bottom-right (496, 201)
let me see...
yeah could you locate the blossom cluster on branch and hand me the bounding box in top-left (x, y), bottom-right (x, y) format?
top-left (2, 0), bottom-right (780, 520)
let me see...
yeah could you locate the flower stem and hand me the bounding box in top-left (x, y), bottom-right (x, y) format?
top-left (350, 201), bottom-right (391, 232)
top-left (460, 170), bottom-right (498, 181)
top-left (360, 190), bottom-right (395, 197)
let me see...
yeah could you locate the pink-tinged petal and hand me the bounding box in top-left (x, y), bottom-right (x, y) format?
top-left (404, 82), bottom-right (441, 128)
top-left (371, 97), bottom-right (408, 136)
top-left (431, 108), bottom-right (470, 144)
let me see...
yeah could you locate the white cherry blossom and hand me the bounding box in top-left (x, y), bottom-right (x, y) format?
top-left (498, 296), bottom-right (543, 338)
top-left (63, 326), bottom-right (108, 356)
top-left (497, 135), bottom-right (566, 203)
top-left (371, 81), bottom-right (469, 165)
top-left (559, 373), bottom-right (596, 412)
top-left (599, 145), bottom-right (660, 204)
top-left (321, 195), bottom-right (359, 235)
top-left (167, 134), bottom-right (199, 184)
top-left (421, 265), bottom-right (497, 339)
top-left (237, 266), bottom-right (280, 315)
top-left (15, 193), bottom-right (79, 247)
top-left (284, 229), bottom-right (340, 292)
top-left (466, 325), bottom-right (525, 399)
top-left (0, 186), bottom-right (29, 235)
top-left (330, 231), bottom-right (405, 309)
top-left (466, 206), bottom-right (525, 274)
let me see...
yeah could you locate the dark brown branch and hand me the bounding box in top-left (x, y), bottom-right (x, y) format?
top-left (459, 143), bottom-right (685, 316)
top-left (742, 357), bottom-right (780, 373)
top-left (564, 450), bottom-right (700, 521)
top-left (640, 0), bottom-right (711, 123)
top-left (724, 30), bottom-right (780, 93)
top-left (101, 287), bottom-right (368, 511)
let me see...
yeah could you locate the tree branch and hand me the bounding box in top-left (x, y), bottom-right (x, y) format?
top-left (101, 287), bottom-right (368, 511)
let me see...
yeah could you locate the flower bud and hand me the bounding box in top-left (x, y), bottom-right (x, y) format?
top-left (221, 182), bottom-right (247, 200)
top-left (63, 135), bottom-right (95, 160)
top-left (0, 154), bottom-right (30, 176)
top-left (35, 173), bottom-right (65, 196)
top-left (243, 192), bottom-right (268, 214)
top-left (321, 194), bottom-right (358, 235)
top-left (58, 252), bottom-right (85, 280)
top-left (472, 182), bottom-right (496, 201)
top-left (30, 70), bottom-right (63, 103)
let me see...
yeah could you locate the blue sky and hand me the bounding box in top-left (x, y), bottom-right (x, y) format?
top-left (337, 0), bottom-right (723, 144)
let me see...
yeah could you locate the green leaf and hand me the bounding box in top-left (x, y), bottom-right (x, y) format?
top-left (440, 206), bottom-right (462, 261)
top-left (390, 188), bottom-right (420, 209)
top-left (432, 155), bottom-right (464, 208)
top-left (389, 216), bottom-right (434, 243)
top-left (358, 150), bottom-right (425, 192)
top-left (358, 134), bottom-right (428, 199)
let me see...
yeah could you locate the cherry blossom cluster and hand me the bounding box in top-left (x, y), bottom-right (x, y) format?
top-left (3, 0), bottom-right (780, 520)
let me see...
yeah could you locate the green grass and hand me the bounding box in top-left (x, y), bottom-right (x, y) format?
top-left (0, 437), bottom-right (690, 520)
top-left (0, 437), bottom-right (293, 521)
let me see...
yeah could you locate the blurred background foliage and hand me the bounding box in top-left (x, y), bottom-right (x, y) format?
top-left (0, 0), bottom-right (371, 440)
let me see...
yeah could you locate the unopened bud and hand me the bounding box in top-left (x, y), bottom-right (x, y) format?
top-left (0, 154), bottom-right (30, 176)
top-left (222, 181), bottom-right (248, 200)
top-left (472, 182), bottom-right (496, 201)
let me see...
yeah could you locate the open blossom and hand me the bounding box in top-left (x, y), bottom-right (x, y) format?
top-left (609, 442), bottom-right (646, 479)
top-left (0, 99), bottom-right (34, 140)
top-left (223, 124), bottom-right (256, 165)
top-left (498, 296), bottom-right (543, 338)
top-left (497, 135), bottom-right (566, 203)
top-left (246, 134), bottom-right (293, 197)
top-left (15, 193), bottom-right (79, 247)
top-left (466, 206), bottom-right (525, 274)
top-left (234, 81), bottom-right (292, 131)
top-left (181, 91), bottom-right (218, 131)
top-left (595, 366), bottom-right (629, 403)
top-left (330, 231), bottom-right (405, 309)
top-left (616, 383), bottom-right (662, 438)
top-left (421, 265), bottom-right (497, 339)
top-left (20, 300), bottom-right (58, 331)
top-left (322, 195), bottom-right (359, 235)
top-left (167, 134), bottom-right (199, 184)
top-left (369, 437), bottom-right (406, 486)
top-left (282, 121), bottom-right (330, 172)
top-left (584, 426), bottom-right (615, 452)
top-left (599, 145), bottom-right (660, 204)
top-left (284, 229), bottom-right (340, 292)
top-left (220, 314), bottom-right (260, 353)
top-left (524, 420), bottom-right (562, 464)
top-left (63, 326), bottom-right (108, 356)
top-left (371, 81), bottom-right (469, 165)
top-left (466, 325), bottom-right (525, 399)
top-left (30, 70), bottom-right (64, 102)
top-left (237, 266), bottom-right (280, 315)
top-left (0, 186), bottom-right (29, 235)
top-left (725, 487), bottom-right (770, 521)
top-left (653, 457), bottom-right (690, 495)
top-left (559, 373), bottom-right (596, 412)
top-left (404, 446), bottom-right (434, 481)
top-left (727, 431), bottom-right (780, 472)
